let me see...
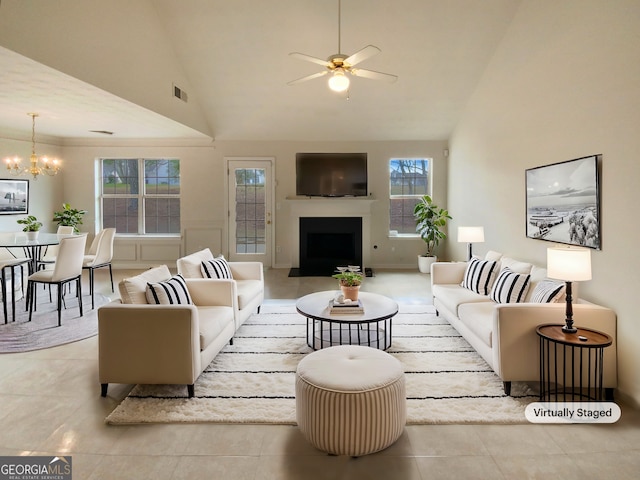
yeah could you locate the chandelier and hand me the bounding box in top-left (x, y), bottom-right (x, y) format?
top-left (4, 113), bottom-right (61, 179)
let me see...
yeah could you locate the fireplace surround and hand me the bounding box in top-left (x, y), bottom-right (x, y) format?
top-left (286, 197), bottom-right (375, 276)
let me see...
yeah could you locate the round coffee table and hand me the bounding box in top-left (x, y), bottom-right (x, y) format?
top-left (296, 291), bottom-right (399, 350)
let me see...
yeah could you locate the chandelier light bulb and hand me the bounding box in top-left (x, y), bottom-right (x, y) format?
top-left (328, 69), bottom-right (350, 92)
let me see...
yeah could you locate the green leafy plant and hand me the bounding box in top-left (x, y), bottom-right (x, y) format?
top-left (17, 215), bottom-right (43, 232)
top-left (414, 195), bottom-right (452, 257)
top-left (332, 266), bottom-right (363, 286)
top-left (52, 203), bottom-right (87, 233)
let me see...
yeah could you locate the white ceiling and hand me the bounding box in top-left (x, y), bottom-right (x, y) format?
top-left (0, 0), bottom-right (522, 142)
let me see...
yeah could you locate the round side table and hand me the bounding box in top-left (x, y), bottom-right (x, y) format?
top-left (536, 324), bottom-right (612, 402)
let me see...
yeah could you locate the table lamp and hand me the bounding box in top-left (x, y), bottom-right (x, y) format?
top-left (547, 246), bottom-right (592, 333)
top-left (458, 226), bottom-right (485, 261)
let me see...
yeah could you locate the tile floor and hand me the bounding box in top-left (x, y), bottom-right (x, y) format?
top-left (0, 267), bottom-right (638, 479)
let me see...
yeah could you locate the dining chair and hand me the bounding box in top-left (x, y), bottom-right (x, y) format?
top-left (36, 225), bottom-right (75, 271)
top-left (27, 234), bottom-right (87, 326)
top-left (0, 257), bottom-right (30, 324)
top-left (82, 228), bottom-right (115, 309)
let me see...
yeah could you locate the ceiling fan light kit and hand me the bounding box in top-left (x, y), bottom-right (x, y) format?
top-left (328, 68), bottom-right (350, 92)
top-left (288, 0), bottom-right (397, 94)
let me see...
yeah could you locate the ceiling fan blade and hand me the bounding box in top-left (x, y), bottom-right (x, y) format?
top-left (344, 45), bottom-right (380, 66)
top-left (287, 70), bottom-right (329, 86)
top-left (289, 52), bottom-right (332, 68)
top-left (350, 67), bottom-right (398, 83)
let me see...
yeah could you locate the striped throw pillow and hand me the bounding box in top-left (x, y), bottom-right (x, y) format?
top-left (145, 274), bottom-right (193, 305)
top-left (461, 257), bottom-right (499, 295)
top-left (530, 279), bottom-right (566, 303)
top-left (201, 256), bottom-right (233, 279)
top-left (490, 267), bottom-right (531, 303)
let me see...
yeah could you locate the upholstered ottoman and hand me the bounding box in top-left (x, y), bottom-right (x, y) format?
top-left (295, 345), bottom-right (406, 456)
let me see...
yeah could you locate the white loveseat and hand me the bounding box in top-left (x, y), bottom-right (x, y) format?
top-left (176, 248), bottom-right (264, 329)
top-left (98, 265), bottom-right (236, 398)
top-left (431, 252), bottom-right (617, 397)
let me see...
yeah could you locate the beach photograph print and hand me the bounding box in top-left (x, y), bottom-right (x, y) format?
top-left (526, 155), bottom-right (600, 250)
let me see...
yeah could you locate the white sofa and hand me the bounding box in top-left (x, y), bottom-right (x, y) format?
top-left (176, 248), bottom-right (264, 329)
top-left (98, 265), bottom-right (236, 398)
top-left (431, 252), bottom-right (617, 397)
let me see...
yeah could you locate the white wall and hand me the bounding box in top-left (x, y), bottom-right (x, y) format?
top-left (58, 139), bottom-right (448, 268)
top-left (448, 0), bottom-right (640, 405)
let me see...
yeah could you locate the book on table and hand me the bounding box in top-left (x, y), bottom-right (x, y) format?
top-left (329, 298), bottom-right (364, 314)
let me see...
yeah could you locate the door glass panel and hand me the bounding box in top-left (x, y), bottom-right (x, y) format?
top-left (234, 168), bottom-right (266, 254)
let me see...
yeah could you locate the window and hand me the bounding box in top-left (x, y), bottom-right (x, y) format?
top-left (101, 158), bottom-right (181, 234)
top-left (389, 158), bottom-right (430, 234)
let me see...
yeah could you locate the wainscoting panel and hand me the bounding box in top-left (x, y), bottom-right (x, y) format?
top-left (140, 243), bottom-right (182, 262)
top-left (113, 238), bottom-right (182, 268)
top-left (113, 241), bottom-right (138, 262)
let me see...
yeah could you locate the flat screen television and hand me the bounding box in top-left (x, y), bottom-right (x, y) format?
top-left (296, 152), bottom-right (368, 197)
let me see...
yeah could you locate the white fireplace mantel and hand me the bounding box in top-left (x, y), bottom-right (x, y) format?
top-left (286, 197), bottom-right (376, 268)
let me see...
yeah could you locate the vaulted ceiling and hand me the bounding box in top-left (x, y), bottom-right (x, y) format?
top-left (0, 0), bottom-right (521, 142)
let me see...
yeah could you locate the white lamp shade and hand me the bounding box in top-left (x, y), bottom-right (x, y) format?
top-left (457, 226), bottom-right (485, 243)
top-left (328, 69), bottom-right (350, 92)
top-left (547, 246), bottom-right (592, 282)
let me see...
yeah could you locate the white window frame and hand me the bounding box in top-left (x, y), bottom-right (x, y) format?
top-left (99, 158), bottom-right (181, 236)
top-left (389, 158), bottom-right (431, 237)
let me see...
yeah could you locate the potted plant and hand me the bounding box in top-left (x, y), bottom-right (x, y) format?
top-left (332, 266), bottom-right (363, 301)
top-left (414, 195), bottom-right (452, 273)
top-left (17, 215), bottom-right (43, 240)
top-left (52, 203), bottom-right (87, 233)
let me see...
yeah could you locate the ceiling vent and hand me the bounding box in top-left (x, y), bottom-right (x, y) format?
top-left (173, 84), bottom-right (188, 102)
top-left (89, 130), bottom-right (114, 135)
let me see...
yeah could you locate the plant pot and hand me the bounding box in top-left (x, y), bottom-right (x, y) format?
top-left (340, 285), bottom-right (360, 301)
top-left (26, 231), bottom-right (39, 241)
top-left (418, 255), bottom-right (437, 274)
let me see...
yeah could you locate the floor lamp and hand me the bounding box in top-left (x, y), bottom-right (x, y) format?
top-left (458, 226), bottom-right (485, 261)
top-left (547, 246), bottom-right (592, 333)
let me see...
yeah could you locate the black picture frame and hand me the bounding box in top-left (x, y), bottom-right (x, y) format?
top-left (0, 178), bottom-right (29, 215)
top-left (525, 155), bottom-right (601, 250)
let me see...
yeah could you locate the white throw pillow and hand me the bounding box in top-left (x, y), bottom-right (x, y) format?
top-left (461, 257), bottom-right (499, 295)
top-left (201, 256), bottom-right (233, 279)
top-left (119, 265), bottom-right (172, 304)
top-left (530, 279), bottom-right (566, 303)
top-left (500, 257), bottom-right (533, 274)
top-left (490, 267), bottom-right (531, 303)
top-left (146, 274), bottom-right (193, 305)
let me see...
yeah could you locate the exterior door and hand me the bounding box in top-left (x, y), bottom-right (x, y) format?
top-left (227, 158), bottom-right (273, 266)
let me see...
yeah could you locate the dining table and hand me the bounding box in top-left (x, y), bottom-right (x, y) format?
top-left (0, 232), bottom-right (76, 275)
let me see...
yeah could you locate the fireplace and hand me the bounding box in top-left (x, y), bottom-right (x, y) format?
top-left (299, 217), bottom-right (362, 276)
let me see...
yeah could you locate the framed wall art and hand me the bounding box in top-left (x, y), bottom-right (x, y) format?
top-left (0, 178), bottom-right (29, 215)
top-left (525, 155), bottom-right (601, 250)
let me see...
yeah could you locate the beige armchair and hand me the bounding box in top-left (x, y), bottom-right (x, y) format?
top-left (177, 248), bottom-right (264, 329)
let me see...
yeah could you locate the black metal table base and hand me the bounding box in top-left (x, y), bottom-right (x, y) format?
top-left (306, 317), bottom-right (392, 351)
top-left (539, 334), bottom-right (607, 402)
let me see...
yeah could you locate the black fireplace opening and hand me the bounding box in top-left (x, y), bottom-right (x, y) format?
top-left (298, 217), bottom-right (362, 276)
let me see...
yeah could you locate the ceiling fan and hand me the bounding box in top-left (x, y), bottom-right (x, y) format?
top-left (287, 0), bottom-right (398, 93)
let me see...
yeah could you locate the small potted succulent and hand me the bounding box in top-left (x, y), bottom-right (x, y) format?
top-left (17, 215), bottom-right (43, 240)
top-left (332, 266), bottom-right (363, 301)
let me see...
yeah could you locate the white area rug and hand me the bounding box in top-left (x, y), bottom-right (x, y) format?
top-left (105, 303), bottom-right (537, 425)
